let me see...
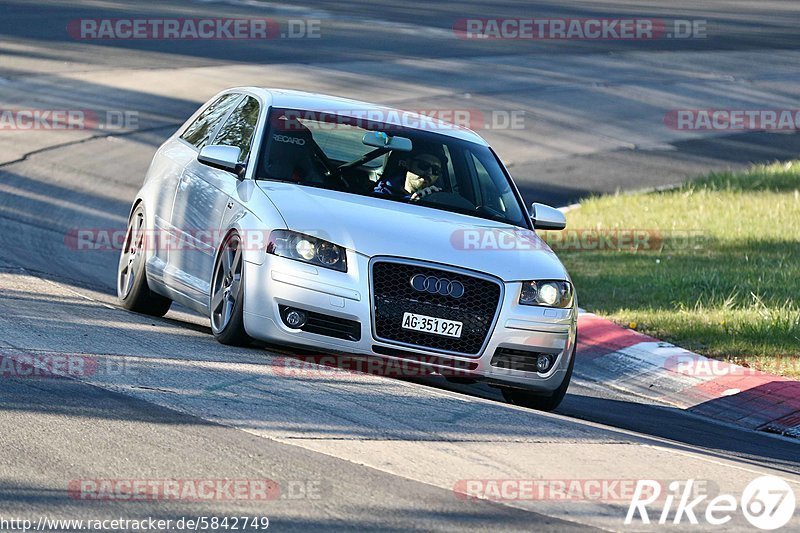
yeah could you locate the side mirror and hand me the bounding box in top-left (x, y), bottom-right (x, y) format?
top-left (362, 131), bottom-right (412, 151)
top-left (198, 145), bottom-right (245, 179)
top-left (531, 202), bottom-right (566, 230)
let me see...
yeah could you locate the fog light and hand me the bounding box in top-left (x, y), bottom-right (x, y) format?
top-left (536, 354), bottom-right (554, 373)
top-left (283, 308), bottom-right (307, 328)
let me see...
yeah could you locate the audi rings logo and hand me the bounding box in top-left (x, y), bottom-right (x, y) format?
top-left (410, 274), bottom-right (465, 298)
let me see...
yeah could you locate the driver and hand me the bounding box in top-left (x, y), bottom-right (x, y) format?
top-left (373, 152), bottom-right (445, 201)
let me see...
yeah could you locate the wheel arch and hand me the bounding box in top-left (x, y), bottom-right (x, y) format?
top-left (219, 209), bottom-right (281, 267)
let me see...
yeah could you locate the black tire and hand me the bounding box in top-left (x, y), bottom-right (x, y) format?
top-left (209, 232), bottom-right (252, 346)
top-left (501, 341), bottom-right (576, 411)
top-left (117, 204), bottom-right (172, 317)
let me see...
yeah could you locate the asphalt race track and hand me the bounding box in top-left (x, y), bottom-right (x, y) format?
top-left (1, 1), bottom-right (799, 530)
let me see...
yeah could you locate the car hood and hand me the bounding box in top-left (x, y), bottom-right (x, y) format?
top-left (256, 182), bottom-right (568, 281)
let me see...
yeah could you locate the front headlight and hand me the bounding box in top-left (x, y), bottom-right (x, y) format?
top-left (519, 280), bottom-right (573, 308)
top-left (266, 230), bottom-right (347, 272)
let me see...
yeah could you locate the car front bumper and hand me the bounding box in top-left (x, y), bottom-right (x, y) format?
top-left (242, 252), bottom-right (577, 393)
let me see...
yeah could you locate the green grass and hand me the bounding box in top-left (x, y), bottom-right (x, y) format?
top-left (555, 161), bottom-right (800, 377)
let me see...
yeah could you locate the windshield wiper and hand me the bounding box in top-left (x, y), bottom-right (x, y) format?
top-left (438, 205), bottom-right (518, 226)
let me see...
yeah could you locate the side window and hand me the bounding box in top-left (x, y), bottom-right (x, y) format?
top-left (180, 94), bottom-right (241, 150)
top-left (213, 96), bottom-right (260, 162)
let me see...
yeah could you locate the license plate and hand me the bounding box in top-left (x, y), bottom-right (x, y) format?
top-left (401, 312), bottom-right (463, 338)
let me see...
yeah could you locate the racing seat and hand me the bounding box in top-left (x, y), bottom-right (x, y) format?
top-left (262, 117), bottom-right (328, 185)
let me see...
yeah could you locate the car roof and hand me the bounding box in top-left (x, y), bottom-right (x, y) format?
top-left (232, 87), bottom-right (489, 146)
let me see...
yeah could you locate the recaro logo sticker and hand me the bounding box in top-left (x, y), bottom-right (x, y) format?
top-left (272, 134), bottom-right (306, 145)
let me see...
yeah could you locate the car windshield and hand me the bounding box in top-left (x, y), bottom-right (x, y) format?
top-left (255, 108), bottom-right (528, 227)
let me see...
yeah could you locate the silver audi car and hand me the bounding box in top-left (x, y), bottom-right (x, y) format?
top-left (118, 88), bottom-right (577, 410)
